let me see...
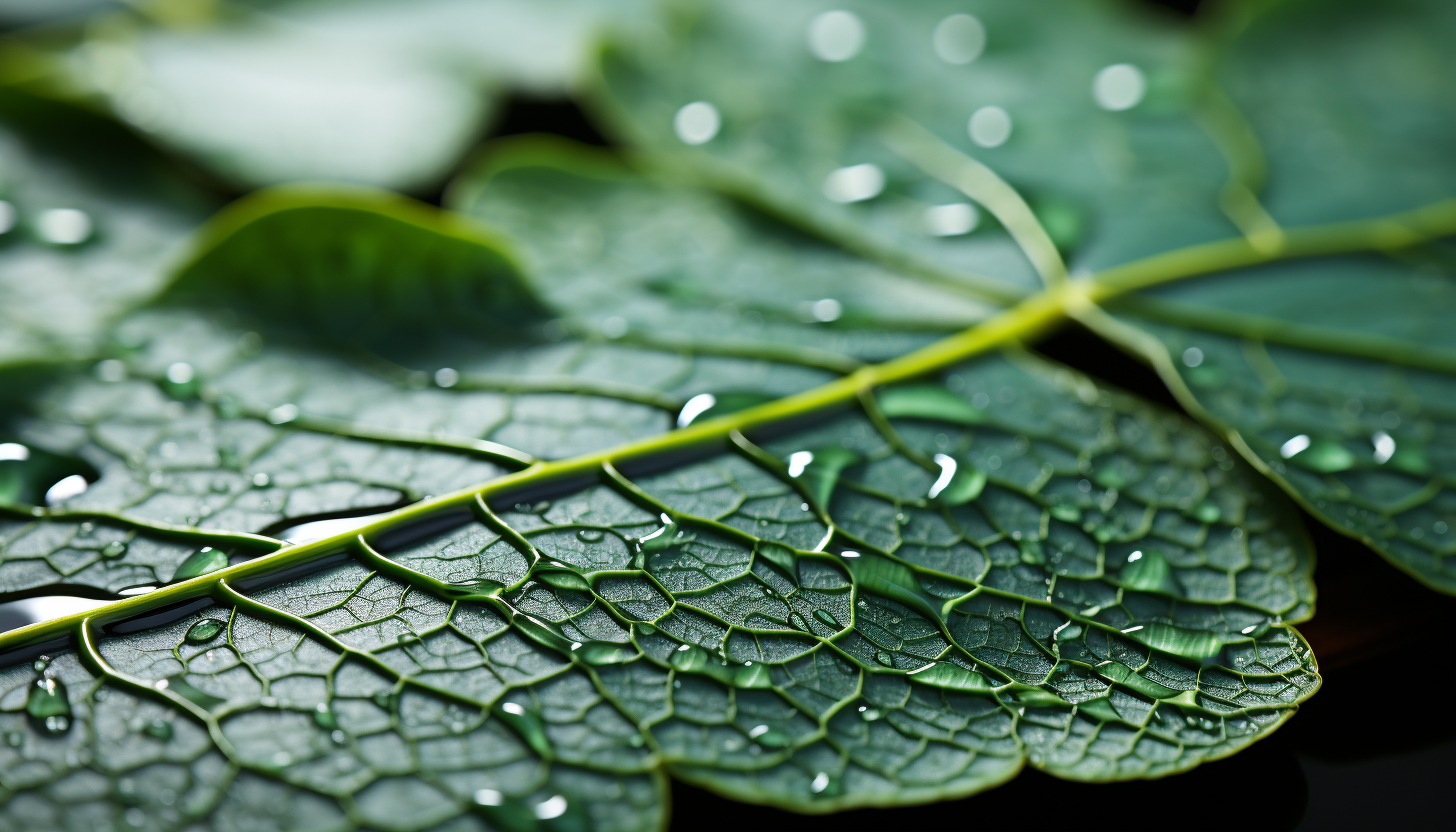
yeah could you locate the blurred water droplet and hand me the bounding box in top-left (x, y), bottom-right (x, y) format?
top-left (933, 14), bottom-right (985, 65)
top-left (673, 101), bottom-right (721, 145)
top-left (823, 163), bottom-right (884, 203)
top-left (37, 208), bottom-right (92, 245)
top-left (807, 10), bottom-right (865, 62)
top-left (1092, 63), bottom-right (1146, 111)
top-left (969, 106), bottom-right (1012, 148)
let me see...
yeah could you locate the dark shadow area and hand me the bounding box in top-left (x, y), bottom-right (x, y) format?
top-left (671, 734), bottom-right (1307, 832)
top-left (1032, 319), bottom-right (1184, 412)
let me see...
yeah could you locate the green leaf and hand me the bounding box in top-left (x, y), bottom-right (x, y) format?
top-left (0, 132), bottom-right (1325, 823)
top-left (591, 0), bottom-right (1234, 281)
top-left (16, 0), bottom-right (653, 191)
top-left (0, 347), bottom-right (1318, 825)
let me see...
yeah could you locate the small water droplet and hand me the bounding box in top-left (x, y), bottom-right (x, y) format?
top-left (26, 677), bottom-right (72, 734)
top-left (143, 719), bottom-right (172, 740)
top-left (37, 208), bottom-right (92, 245)
top-left (185, 618), bottom-right (225, 644)
top-left (873, 650), bottom-right (894, 667)
top-left (1092, 63), bottom-right (1147, 111)
top-left (1055, 624), bottom-right (1083, 641)
top-left (969, 106), bottom-right (1012, 148)
top-left (823, 163), bottom-right (884, 203)
top-left (313, 703), bottom-right (339, 730)
top-left (812, 609), bottom-right (841, 629)
top-left (806, 9), bottom-right (865, 62)
top-left (576, 528), bottom-right (605, 543)
top-left (933, 13), bottom-right (985, 64)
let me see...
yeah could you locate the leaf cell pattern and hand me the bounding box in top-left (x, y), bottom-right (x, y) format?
top-left (0, 353), bottom-right (1319, 827)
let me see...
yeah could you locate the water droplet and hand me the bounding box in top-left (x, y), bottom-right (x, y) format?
top-left (99, 540), bottom-right (128, 559)
top-left (809, 298), bottom-right (842, 322)
top-left (859, 707), bottom-right (882, 721)
top-left (534, 795), bottom-right (568, 820)
top-left (1118, 549), bottom-right (1170, 591)
top-left (45, 474), bottom-right (89, 505)
top-left (37, 208), bottom-right (92, 245)
top-left (474, 788), bottom-right (503, 806)
top-left (1372, 431), bottom-right (1396, 464)
top-left (1181, 347), bottom-right (1204, 368)
top-left (823, 163), bottom-right (884, 203)
top-left (1092, 63), bottom-right (1146, 111)
top-left (969, 106), bottom-right (1012, 148)
top-left (185, 618), bottom-right (225, 644)
top-left (172, 547), bottom-right (228, 582)
top-left (674, 101), bottom-right (721, 145)
top-left (143, 719), bottom-right (172, 740)
top-left (1055, 624), bottom-right (1083, 641)
top-left (313, 703), bottom-right (339, 730)
top-left (933, 14), bottom-right (985, 64)
top-left (5, 730), bottom-right (22, 747)
top-left (873, 650), bottom-right (894, 667)
top-left (1281, 436), bottom-right (1355, 473)
top-left (434, 368), bottom-right (459, 388)
top-left (26, 677), bottom-right (72, 734)
top-left (1193, 502), bottom-right (1220, 523)
top-left (251, 472), bottom-right (271, 488)
top-left (924, 202), bottom-right (979, 236)
top-left (812, 609), bottom-right (841, 629)
top-left (267, 403), bottom-right (299, 425)
top-left (575, 528), bottom-right (605, 543)
top-left (806, 10), bottom-right (865, 62)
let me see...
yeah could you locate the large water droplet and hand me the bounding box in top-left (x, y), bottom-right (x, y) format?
top-left (812, 609), bottom-right (841, 629)
top-left (1118, 549), bottom-right (1170, 592)
top-left (26, 677), bottom-right (72, 734)
top-left (1282, 436), bottom-right (1355, 473)
top-left (171, 547), bottom-right (228, 582)
top-left (37, 208), bottom-right (92, 245)
top-left (823, 163), bottom-right (885, 203)
top-left (184, 618), bottom-right (225, 644)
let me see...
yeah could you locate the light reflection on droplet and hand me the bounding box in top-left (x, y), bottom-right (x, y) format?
top-left (45, 474), bottom-right (89, 505)
top-left (37, 208), bottom-right (92, 245)
top-left (673, 101), bottom-right (721, 145)
top-left (968, 106), bottom-right (1012, 148)
top-left (787, 450), bottom-right (814, 478)
top-left (1093, 63), bottom-right (1146, 112)
top-left (807, 10), bottom-right (865, 62)
top-left (933, 14), bottom-right (985, 65)
top-left (267, 403), bottom-right (299, 425)
top-left (1127, 550), bottom-right (1143, 562)
top-left (1279, 434), bottom-right (1311, 459)
top-left (534, 795), bottom-right (568, 820)
top-left (473, 788), bottom-right (503, 806)
top-left (810, 771), bottom-right (831, 793)
top-left (501, 701), bottom-right (525, 715)
top-left (165, 362), bottom-right (194, 385)
top-left (924, 202), bottom-right (979, 236)
top-left (927, 453), bottom-right (957, 499)
top-left (810, 298), bottom-right (842, 322)
top-left (677, 393), bottom-right (717, 428)
top-left (434, 367), bottom-right (459, 388)
top-left (0, 443), bottom-right (29, 462)
top-left (0, 201), bottom-right (15, 235)
top-left (1181, 347), bottom-right (1204, 367)
top-left (1372, 430), bottom-right (1396, 464)
top-left (823, 163), bottom-right (884, 203)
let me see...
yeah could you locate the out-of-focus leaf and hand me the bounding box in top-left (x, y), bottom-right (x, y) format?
top-left (0, 90), bottom-right (213, 367)
top-left (16, 0), bottom-right (649, 190)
